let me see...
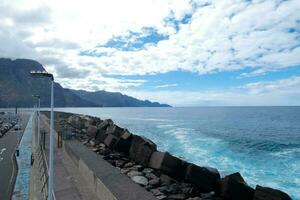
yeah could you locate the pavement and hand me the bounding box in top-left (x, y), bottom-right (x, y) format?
top-left (0, 113), bottom-right (30, 200)
top-left (29, 113), bottom-right (98, 200)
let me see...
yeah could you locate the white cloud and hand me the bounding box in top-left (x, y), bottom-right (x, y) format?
top-left (155, 84), bottom-right (177, 88)
top-left (60, 76), bottom-right (147, 92)
top-left (0, 0), bottom-right (300, 105)
top-left (126, 76), bottom-right (300, 106)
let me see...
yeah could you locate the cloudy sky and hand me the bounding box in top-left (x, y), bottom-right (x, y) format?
top-left (1, 0), bottom-right (300, 106)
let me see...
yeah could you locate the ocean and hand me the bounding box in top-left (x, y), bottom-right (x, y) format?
top-left (55, 107), bottom-right (300, 199)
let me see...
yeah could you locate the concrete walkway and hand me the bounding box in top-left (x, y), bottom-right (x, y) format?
top-left (29, 113), bottom-right (98, 200)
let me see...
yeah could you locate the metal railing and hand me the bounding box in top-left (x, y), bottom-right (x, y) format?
top-left (35, 143), bottom-right (56, 200)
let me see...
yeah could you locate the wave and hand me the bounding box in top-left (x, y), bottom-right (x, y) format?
top-left (127, 117), bottom-right (173, 122)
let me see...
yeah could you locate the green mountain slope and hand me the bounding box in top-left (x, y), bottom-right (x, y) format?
top-left (70, 89), bottom-right (171, 107)
top-left (0, 58), bottom-right (170, 107)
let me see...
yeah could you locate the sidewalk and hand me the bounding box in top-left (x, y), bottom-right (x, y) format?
top-left (29, 113), bottom-right (98, 200)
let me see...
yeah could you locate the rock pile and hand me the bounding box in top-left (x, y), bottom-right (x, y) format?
top-left (60, 113), bottom-right (292, 200)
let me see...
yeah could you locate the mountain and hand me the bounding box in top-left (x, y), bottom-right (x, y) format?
top-left (0, 58), bottom-right (98, 107)
top-left (69, 89), bottom-right (171, 107)
top-left (0, 58), bottom-right (170, 107)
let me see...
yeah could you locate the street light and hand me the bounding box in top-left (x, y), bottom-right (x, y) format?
top-left (30, 70), bottom-right (54, 200)
top-left (32, 95), bottom-right (41, 146)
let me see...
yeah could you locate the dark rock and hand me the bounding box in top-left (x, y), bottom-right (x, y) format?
top-left (145, 173), bottom-right (159, 180)
top-left (115, 159), bottom-right (126, 168)
top-left (201, 191), bottom-right (215, 200)
top-left (124, 162), bottom-right (134, 168)
top-left (86, 125), bottom-right (98, 138)
top-left (127, 170), bottom-right (143, 178)
top-left (143, 168), bottom-right (154, 174)
top-left (104, 134), bottom-right (120, 149)
top-left (130, 165), bottom-right (144, 172)
top-left (158, 186), bottom-right (169, 193)
top-left (131, 176), bottom-right (148, 186)
top-left (68, 115), bottom-right (85, 129)
top-left (95, 129), bottom-right (108, 143)
top-left (186, 197), bottom-right (202, 200)
top-left (89, 140), bottom-right (95, 146)
top-left (114, 130), bottom-right (133, 154)
top-left (181, 186), bottom-right (195, 196)
top-left (129, 135), bottom-right (157, 166)
top-left (151, 189), bottom-right (165, 196)
top-left (106, 125), bottom-right (125, 137)
top-left (149, 151), bottom-right (183, 178)
top-left (167, 194), bottom-right (186, 200)
top-left (98, 147), bottom-right (111, 156)
top-left (121, 169), bottom-right (130, 174)
top-left (253, 185), bottom-right (292, 200)
top-left (166, 183), bottom-right (180, 194)
top-left (98, 119), bottom-right (113, 130)
top-left (184, 164), bottom-right (220, 193)
top-left (92, 147), bottom-right (100, 152)
top-left (145, 184), bottom-right (154, 191)
top-left (149, 178), bottom-right (160, 186)
top-left (103, 152), bottom-right (122, 160)
top-left (178, 159), bottom-right (190, 180)
top-left (218, 172), bottom-right (254, 200)
top-left (157, 195), bottom-right (167, 200)
top-left (160, 174), bottom-right (176, 186)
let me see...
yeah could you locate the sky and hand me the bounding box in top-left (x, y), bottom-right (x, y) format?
top-left (0, 0), bottom-right (300, 106)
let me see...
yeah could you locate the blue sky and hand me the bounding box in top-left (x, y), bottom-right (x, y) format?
top-left (1, 0), bottom-right (300, 106)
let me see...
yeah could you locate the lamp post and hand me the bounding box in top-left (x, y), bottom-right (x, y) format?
top-left (32, 95), bottom-right (40, 145)
top-left (30, 70), bottom-right (54, 200)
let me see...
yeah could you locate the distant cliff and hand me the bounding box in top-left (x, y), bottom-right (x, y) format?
top-left (70, 89), bottom-right (171, 107)
top-left (0, 58), bottom-right (170, 108)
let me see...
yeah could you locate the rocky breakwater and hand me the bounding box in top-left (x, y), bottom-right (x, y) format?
top-left (59, 113), bottom-right (292, 200)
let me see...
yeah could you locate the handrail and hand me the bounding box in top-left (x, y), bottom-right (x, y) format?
top-left (39, 145), bottom-right (56, 200)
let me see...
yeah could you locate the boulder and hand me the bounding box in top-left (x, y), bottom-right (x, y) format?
top-left (84, 117), bottom-right (99, 128)
top-left (124, 162), bottom-right (134, 168)
top-left (86, 125), bottom-right (98, 138)
top-left (131, 176), bottom-right (148, 186)
top-left (145, 173), bottom-right (158, 180)
top-left (150, 189), bottom-right (165, 196)
top-left (184, 164), bottom-right (220, 192)
top-left (149, 178), bottom-right (160, 186)
top-left (95, 129), bottom-right (108, 143)
top-left (218, 172), bottom-right (254, 200)
top-left (160, 174), bottom-right (176, 186)
top-left (67, 115), bottom-right (85, 129)
top-left (127, 170), bottom-right (143, 178)
top-left (168, 194), bottom-right (186, 200)
top-left (186, 197), bottom-right (202, 200)
top-left (157, 195), bottom-right (167, 200)
top-left (106, 125), bottom-right (124, 137)
top-left (129, 135), bottom-right (157, 166)
top-left (114, 130), bottom-right (133, 154)
top-left (148, 151), bottom-right (183, 178)
top-left (253, 185), bottom-right (292, 200)
top-left (98, 119), bottom-right (113, 130)
top-left (104, 134), bottom-right (120, 149)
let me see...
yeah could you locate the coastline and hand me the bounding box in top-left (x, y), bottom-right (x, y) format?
top-left (48, 111), bottom-right (293, 200)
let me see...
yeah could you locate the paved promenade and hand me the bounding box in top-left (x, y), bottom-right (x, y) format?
top-left (29, 113), bottom-right (98, 200)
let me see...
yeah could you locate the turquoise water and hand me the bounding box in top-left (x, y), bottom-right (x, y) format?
top-left (56, 107), bottom-right (300, 199)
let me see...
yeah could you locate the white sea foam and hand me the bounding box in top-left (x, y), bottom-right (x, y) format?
top-left (270, 147), bottom-right (300, 157)
top-left (128, 117), bottom-right (173, 122)
top-left (157, 124), bottom-right (176, 128)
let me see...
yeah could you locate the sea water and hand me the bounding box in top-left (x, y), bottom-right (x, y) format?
top-left (56, 107), bottom-right (300, 199)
